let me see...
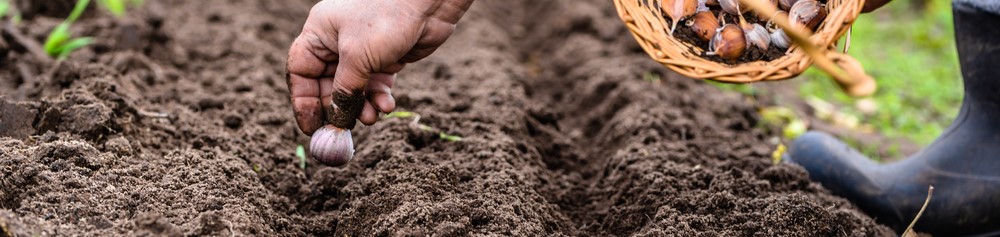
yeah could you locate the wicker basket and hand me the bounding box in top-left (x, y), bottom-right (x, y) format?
top-left (615, 0), bottom-right (876, 96)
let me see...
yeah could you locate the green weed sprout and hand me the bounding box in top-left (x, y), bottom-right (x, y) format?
top-left (97, 0), bottom-right (143, 17)
top-left (383, 111), bottom-right (464, 142)
top-left (43, 0), bottom-right (93, 60)
top-left (296, 145), bottom-right (307, 169)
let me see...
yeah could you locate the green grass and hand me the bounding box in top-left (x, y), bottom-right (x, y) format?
top-left (799, 0), bottom-right (960, 147)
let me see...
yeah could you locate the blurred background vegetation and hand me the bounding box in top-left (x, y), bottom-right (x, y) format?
top-left (807, 0), bottom-right (958, 139)
top-left (712, 0), bottom-right (960, 159)
top-left (799, 0), bottom-right (959, 157)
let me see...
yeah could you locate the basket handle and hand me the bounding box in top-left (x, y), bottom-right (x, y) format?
top-left (740, 0), bottom-right (876, 97)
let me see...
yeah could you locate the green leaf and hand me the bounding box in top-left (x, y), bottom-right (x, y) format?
top-left (382, 111), bottom-right (417, 119)
top-left (782, 119), bottom-right (807, 140)
top-left (439, 133), bottom-right (463, 142)
top-left (0, 0), bottom-right (10, 19)
top-left (66, 0), bottom-right (91, 23)
top-left (296, 145), bottom-right (306, 169)
top-left (98, 0), bottom-right (126, 17)
top-left (57, 37), bottom-right (93, 59)
top-left (44, 23), bottom-right (72, 56)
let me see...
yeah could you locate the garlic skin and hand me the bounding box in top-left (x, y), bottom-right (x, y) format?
top-left (710, 24), bottom-right (747, 60)
top-left (744, 23), bottom-right (771, 50)
top-left (779, 0), bottom-right (800, 11)
top-left (718, 0), bottom-right (747, 15)
top-left (696, 0), bottom-right (710, 12)
top-left (663, 0), bottom-right (698, 35)
top-left (789, 0), bottom-right (828, 31)
top-left (309, 125), bottom-right (355, 167)
top-left (688, 11), bottom-right (720, 43)
top-left (770, 29), bottom-right (791, 49)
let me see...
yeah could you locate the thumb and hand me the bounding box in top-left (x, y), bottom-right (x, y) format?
top-left (323, 50), bottom-right (371, 130)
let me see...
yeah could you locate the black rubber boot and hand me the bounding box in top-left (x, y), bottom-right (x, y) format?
top-left (786, 1), bottom-right (1000, 236)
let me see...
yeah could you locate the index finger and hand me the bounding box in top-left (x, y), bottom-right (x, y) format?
top-left (287, 33), bottom-right (336, 135)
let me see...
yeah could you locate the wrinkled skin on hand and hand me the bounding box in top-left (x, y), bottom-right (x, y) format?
top-left (286, 0), bottom-right (474, 135)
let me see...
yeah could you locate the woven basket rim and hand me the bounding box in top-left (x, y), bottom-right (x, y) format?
top-left (615, 0), bottom-right (864, 83)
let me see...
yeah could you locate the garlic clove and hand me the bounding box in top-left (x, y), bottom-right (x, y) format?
top-left (779, 0), bottom-right (800, 11)
top-left (770, 29), bottom-right (791, 49)
top-left (696, 0), bottom-right (710, 12)
top-left (687, 11), bottom-right (720, 43)
top-left (789, 0), bottom-right (827, 31)
top-left (718, 0), bottom-right (747, 15)
top-left (744, 23), bottom-right (771, 50)
top-left (711, 24), bottom-right (747, 60)
top-left (663, 0), bottom-right (698, 35)
top-left (309, 125), bottom-right (355, 167)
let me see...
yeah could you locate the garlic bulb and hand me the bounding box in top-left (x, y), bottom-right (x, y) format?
top-left (309, 125), bottom-right (355, 166)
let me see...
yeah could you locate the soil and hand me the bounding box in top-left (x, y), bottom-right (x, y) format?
top-left (0, 0), bottom-right (894, 236)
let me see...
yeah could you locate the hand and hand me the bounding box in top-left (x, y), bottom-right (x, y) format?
top-left (862, 0), bottom-right (891, 13)
top-left (287, 0), bottom-right (474, 135)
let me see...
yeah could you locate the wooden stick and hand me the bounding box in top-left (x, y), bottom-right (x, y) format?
top-left (740, 0), bottom-right (875, 97)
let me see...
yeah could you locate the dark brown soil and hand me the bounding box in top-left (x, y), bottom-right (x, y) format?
top-left (0, 0), bottom-right (893, 236)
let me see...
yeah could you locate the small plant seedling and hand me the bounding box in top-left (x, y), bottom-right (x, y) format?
top-left (643, 71), bottom-right (661, 84)
top-left (296, 145), bottom-right (307, 169)
top-left (43, 0), bottom-right (94, 60)
top-left (382, 111), bottom-right (417, 119)
top-left (384, 111), bottom-right (464, 142)
top-left (439, 133), bottom-right (463, 142)
top-left (96, 0), bottom-right (143, 17)
top-left (771, 143), bottom-right (787, 165)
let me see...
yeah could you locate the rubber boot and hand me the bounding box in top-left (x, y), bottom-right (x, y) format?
top-left (786, 1), bottom-right (1000, 236)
